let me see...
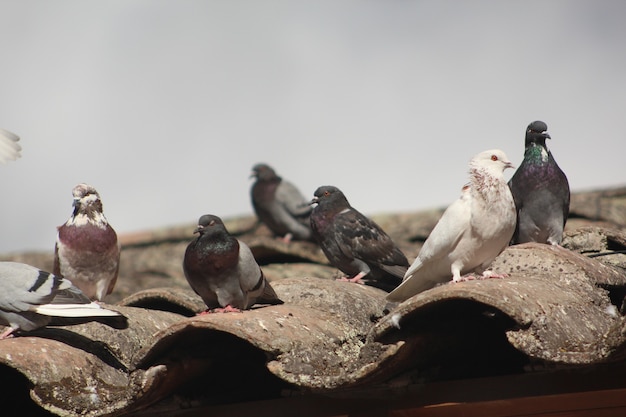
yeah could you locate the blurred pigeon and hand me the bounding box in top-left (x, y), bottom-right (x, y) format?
top-left (0, 128), bottom-right (21, 164)
top-left (0, 261), bottom-right (124, 339)
top-left (54, 183), bottom-right (120, 301)
top-left (183, 214), bottom-right (283, 313)
top-left (250, 163), bottom-right (313, 242)
top-left (309, 185), bottom-right (409, 292)
top-left (387, 149), bottom-right (516, 302)
top-left (508, 121), bottom-right (570, 245)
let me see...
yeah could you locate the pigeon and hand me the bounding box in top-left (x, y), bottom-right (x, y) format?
top-left (54, 183), bottom-right (120, 301)
top-left (309, 185), bottom-right (409, 292)
top-left (250, 163), bottom-right (314, 242)
top-left (508, 121), bottom-right (570, 245)
top-left (0, 261), bottom-right (124, 339)
top-left (387, 149), bottom-right (517, 303)
top-left (183, 214), bottom-right (284, 313)
top-left (0, 128), bottom-right (21, 164)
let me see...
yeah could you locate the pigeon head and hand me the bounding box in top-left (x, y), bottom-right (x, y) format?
top-left (194, 214), bottom-right (229, 237)
top-left (470, 149), bottom-right (515, 176)
top-left (67, 183), bottom-right (107, 226)
top-left (310, 185), bottom-right (350, 208)
top-left (251, 163), bottom-right (280, 182)
top-left (525, 120), bottom-right (551, 147)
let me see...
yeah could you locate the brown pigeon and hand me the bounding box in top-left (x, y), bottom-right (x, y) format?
top-left (54, 183), bottom-right (120, 301)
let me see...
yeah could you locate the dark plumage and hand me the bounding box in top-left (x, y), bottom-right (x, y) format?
top-left (0, 261), bottom-right (124, 339)
top-left (508, 121), bottom-right (570, 245)
top-left (183, 214), bottom-right (283, 313)
top-left (250, 163), bottom-right (313, 242)
top-left (54, 183), bottom-right (120, 301)
top-left (309, 186), bottom-right (409, 292)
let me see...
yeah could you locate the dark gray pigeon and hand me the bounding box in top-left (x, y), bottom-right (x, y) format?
top-left (0, 128), bottom-right (21, 164)
top-left (0, 261), bottom-right (124, 339)
top-left (250, 163), bottom-right (313, 242)
top-left (54, 183), bottom-right (120, 301)
top-left (508, 121), bottom-right (570, 245)
top-left (309, 186), bottom-right (409, 292)
top-left (183, 214), bottom-right (284, 313)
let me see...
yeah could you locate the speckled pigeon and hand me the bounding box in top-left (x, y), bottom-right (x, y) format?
top-left (0, 261), bottom-right (124, 339)
top-left (250, 163), bottom-right (313, 242)
top-left (508, 121), bottom-right (570, 245)
top-left (183, 214), bottom-right (283, 313)
top-left (387, 149), bottom-right (516, 302)
top-left (54, 183), bottom-right (120, 301)
top-left (0, 128), bottom-right (21, 164)
top-left (309, 185), bottom-right (409, 292)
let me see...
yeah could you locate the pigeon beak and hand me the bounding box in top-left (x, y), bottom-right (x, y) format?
top-left (309, 197), bottom-right (319, 206)
top-left (194, 225), bottom-right (204, 234)
top-left (544, 132), bottom-right (551, 140)
top-left (72, 198), bottom-right (80, 208)
top-left (505, 161), bottom-right (515, 170)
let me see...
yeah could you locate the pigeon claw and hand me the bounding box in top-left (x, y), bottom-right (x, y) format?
top-left (337, 272), bottom-right (367, 285)
top-left (453, 273), bottom-right (478, 283)
top-left (0, 327), bottom-right (16, 339)
top-left (197, 305), bottom-right (243, 314)
top-left (451, 270), bottom-right (508, 284)
top-left (480, 270), bottom-right (509, 279)
top-left (212, 305), bottom-right (243, 313)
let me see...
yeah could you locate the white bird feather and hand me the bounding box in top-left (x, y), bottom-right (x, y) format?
top-left (387, 149), bottom-right (516, 302)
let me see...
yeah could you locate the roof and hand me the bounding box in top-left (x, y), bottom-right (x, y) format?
top-left (1, 186), bottom-right (626, 416)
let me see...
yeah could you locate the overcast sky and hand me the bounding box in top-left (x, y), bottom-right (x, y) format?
top-left (1, 1), bottom-right (625, 254)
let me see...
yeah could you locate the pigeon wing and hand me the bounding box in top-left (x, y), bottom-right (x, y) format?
top-left (553, 163), bottom-right (570, 227)
top-left (337, 209), bottom-right (404, 268)
top-left (276, 181), bottom-right (312, 218)
top-left (0, 129), bottom-right (21, 164)
top-left (237, 240), bottom-right (283, 307)
top-left (0, 262), bottom-right (70, 313)
top-left (387, 191), bottom-right (471, 301)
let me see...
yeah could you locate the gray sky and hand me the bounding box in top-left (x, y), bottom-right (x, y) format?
top-left (1, 0), bottom-right (625, 253)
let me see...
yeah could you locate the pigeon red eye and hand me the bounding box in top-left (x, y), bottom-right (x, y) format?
top-left (491, 155), bottom-right (498, 161)
top-left (324, 191), bottom-right (330, 196)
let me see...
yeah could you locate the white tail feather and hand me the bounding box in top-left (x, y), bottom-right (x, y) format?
top-left (34, 303), bottom-right (121, 317)
top-left (0, 128), bottom-right (21, 163)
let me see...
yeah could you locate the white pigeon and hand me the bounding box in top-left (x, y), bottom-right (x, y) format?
top-left (0, 261), bottom-right (124, 339)
top-left (386, 149), bottom-right (516, 303)
top-left (0, 128), bottom-right (21, 164)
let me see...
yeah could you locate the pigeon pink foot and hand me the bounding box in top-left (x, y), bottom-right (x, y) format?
top-left (453, 273), bottom-right (478, 283)
top-left (280, 233), bottom-right (293, 244)
top-left (337, 271), bottom-right (367, 285)
top-left (197, 305), bottom-right (243, 315)
top-left (479, 270), bottom-right (508, 279)
top-left (212, 305), bottom-right (243, 313)
top-left (0, 327), bottom-right (16, 340)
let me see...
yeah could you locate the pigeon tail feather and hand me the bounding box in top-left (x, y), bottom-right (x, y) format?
top-left (33, 303), bottom-right (122, 317)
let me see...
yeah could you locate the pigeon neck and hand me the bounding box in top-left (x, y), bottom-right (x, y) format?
top-left (199, 230), bottom-right (237, 252)
top-left (66, 211), bottom-right (109, 229)
top-left (258, 174), bottom-right (281, 184)
top-left (524, 142), bottom-right (550, 164)
top-left (469, 166), bottom-right (507, 204)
